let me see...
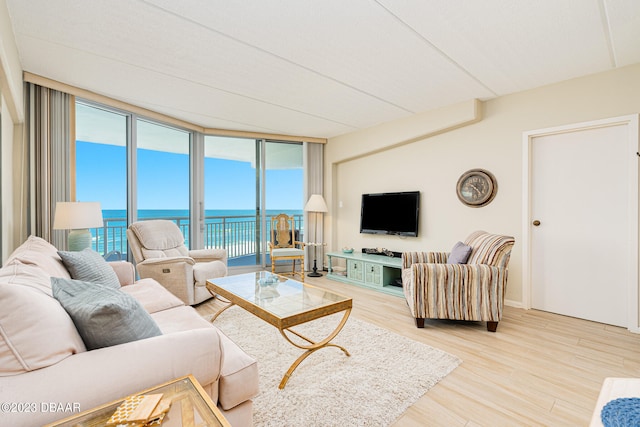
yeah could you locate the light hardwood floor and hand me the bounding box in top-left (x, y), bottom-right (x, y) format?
top-left (196, 274), bottom-right (640, 426)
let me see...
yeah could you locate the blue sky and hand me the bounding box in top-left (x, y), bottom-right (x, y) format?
top-left (76, 141), bottom-right (303, 211)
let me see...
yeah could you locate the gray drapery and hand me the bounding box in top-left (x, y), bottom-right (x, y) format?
top-left (304, 141), bottom-right (325, 271)
top-left (24, 83), bottom-right (72, 249)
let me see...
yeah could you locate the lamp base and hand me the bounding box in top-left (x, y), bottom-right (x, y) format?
top-left (68, 229), bottom-right (92, 251)
top-left (308, 259), bottom-right (323, 277)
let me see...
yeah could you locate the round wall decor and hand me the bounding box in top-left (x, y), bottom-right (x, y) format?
top-left (456, 168), bottom-right (498, 207)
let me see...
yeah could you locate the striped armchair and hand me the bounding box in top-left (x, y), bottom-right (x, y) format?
top-left (401, 231), bottom-right (515, 332)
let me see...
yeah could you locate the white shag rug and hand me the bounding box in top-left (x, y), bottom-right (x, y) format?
top-left (210, 306), bottom-right (461, 427)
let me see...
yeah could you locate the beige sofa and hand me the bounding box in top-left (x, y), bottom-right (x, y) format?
top-left (0, 236), bottom-right (259, 427)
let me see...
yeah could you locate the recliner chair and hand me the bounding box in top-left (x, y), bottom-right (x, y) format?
top-left (127, 219), bottom-right (227, 305)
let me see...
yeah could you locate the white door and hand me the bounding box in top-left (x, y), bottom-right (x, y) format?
top-left (528, 118), bottom-right (637, 328)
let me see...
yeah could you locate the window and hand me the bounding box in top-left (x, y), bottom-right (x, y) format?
top-left (75, 100), bottom-right (306, 269)
top-left (75, 101), bottom-right (127, 259)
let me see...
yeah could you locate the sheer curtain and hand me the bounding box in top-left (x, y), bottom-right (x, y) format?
top-left (24, 83), bottom-right (73, 248)
top-left (304, 141), bottom-right (325, 271)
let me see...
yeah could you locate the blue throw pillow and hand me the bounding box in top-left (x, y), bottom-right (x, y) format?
top-left (447, 241), bottom-right (472, 264)
top-left (58, 248), bottom-right (121, 289)
top-left (51, 277), bottom-right (161, 350)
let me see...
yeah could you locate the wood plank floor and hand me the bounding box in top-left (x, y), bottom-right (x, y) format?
top-left (196, 274), bottom-right (640, 426)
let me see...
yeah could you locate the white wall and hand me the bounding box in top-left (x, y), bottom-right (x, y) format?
top-left (0, 0), bottom-right (24, 261)
top-left (325, 62), bottom-right (640, 306)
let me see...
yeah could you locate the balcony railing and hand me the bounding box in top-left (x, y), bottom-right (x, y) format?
top-left (91, 213), bottom-right (304, 262)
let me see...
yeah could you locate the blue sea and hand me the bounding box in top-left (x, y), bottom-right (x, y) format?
top-left (96, 209), bottom-right (304, 259)
top-left (102, 209), bottom-right (303, 222)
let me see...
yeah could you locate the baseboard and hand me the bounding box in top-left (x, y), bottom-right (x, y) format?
top-left (504, 299), bottom-right (523, 309)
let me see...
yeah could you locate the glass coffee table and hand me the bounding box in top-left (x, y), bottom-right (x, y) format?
top-left (206, 271), bottom-right (353, 389)
top-left (44, 375), bottom-right (230, 427)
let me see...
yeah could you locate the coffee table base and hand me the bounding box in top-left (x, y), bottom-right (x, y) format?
top-left (277, 308), bottom-right (351, 389)
top-left (209, 295), bottom-right (351, 389)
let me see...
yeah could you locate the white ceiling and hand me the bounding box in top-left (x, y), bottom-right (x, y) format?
top-left (6, 0), bottom-right (640, 139)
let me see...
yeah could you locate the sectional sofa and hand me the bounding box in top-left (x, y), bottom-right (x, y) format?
top-left (0, 236), bottom-right (259, 426)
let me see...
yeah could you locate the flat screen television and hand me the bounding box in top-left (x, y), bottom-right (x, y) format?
top-left (359, 191), bottom-right (420, 237)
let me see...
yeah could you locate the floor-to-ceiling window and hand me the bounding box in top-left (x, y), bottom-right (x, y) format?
top-left (203, 136), bottom-right (303, 269)
top-left (204, 136), bottom-right (260, 267)
top-left (136, 118), bottom-right (191, 246)
top-left (264, 140), bottom-right (304, 267)
top-left (75, 101), bottom-right (194, 258)
top-left (75, 99), bottom-right (305, 268)
top-left (75, 101), bottom-right (128, 259)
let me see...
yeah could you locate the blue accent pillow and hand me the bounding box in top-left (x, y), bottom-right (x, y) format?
top-left (447, 241), bottom-right (472, 264)
top-left (51, 277), bottom-right (161, 350)
top-left (58, 249), bottom-right (121, 289)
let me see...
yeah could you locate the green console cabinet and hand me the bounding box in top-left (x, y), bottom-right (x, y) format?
top-left (326, 251), bottom-right (403, 297)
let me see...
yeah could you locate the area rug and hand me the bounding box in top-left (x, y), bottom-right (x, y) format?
top-left (209, 306), bottom-right (461, 427)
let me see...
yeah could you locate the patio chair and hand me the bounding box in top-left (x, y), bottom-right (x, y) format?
top-left (269, 213), bottom-right (305, 281)
top-left (127, 219), bottom-right (227, 305)
top-left (401, 231), bottom-right (515, 332)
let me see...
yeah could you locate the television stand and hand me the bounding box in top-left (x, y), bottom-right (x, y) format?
top-left (326, 251), bottom-right (403, 297)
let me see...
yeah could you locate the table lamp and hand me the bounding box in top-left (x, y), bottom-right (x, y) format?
top-left (53, 202), bottom-right (103, 251)
top-left (304, 194), bottom-right (328, 277)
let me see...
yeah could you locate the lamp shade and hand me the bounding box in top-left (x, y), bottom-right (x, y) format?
top-left (53, 202), bottom-right (103, 230)
top-left (304, 194), bottom-right (328, 213)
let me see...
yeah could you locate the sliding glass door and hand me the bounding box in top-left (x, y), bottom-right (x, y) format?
top-left (74, 100), bottom-right (306, 268)
top-left (204, 136), bottom-right (260, 267)
top-left (264, 141), bottom-right (304, 267)
top-left (136, 119), bottom-right (191, 246)
top-left (75, 101), bottom-right (128, 259)
top-left (75, 101), bottom-right (193, 257)
top-left (203, 137), bottom-right (303, 269)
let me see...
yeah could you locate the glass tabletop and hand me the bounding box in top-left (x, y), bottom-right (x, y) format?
top-left (207, 272), bottom-right (352, 329)
top-left (45, 375), bottom-right (229, 427)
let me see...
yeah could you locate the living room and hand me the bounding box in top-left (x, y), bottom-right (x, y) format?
top-left (1, 1), bottom-right (640, 426)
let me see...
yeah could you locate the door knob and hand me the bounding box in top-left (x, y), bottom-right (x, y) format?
top-left (532, 220), bottom-right (541, 226)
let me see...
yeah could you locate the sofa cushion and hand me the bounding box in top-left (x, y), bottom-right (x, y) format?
top-left (0, 261), bottom-right (56, 296)
top-left (6, 235), bottom-right (70, 279)
top-left (447, 241), bottom-right (472, 264)
top-left (0, 270), bottom-right (86, 376)
top-left (52, 277), bottom-right (162, 350)
top-left (271, 248), bottom-right (304, 257)
top-left (58, 249), bottom-right (121, 289)
top-left (120, 278), bottom-right (184, 314)
top-left (217, 329), bottom-right (259, 410)
top-left (150, 305), bottom-right (213, 334)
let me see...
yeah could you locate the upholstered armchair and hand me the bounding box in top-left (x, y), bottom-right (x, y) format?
top-left (127, 220), bottom-right (228, 305)
top-left (401, 231), bottom-right (515, 332)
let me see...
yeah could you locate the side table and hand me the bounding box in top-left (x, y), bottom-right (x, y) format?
top-left (44, 375), bottom-right (231, 427)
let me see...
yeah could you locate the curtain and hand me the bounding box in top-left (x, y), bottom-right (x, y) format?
top-left (24, 83), bottom-right (72, 248)
top-left (304, 141), bottom-right (325, 271)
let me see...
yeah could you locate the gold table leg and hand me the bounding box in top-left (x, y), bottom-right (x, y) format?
top-left (207, 289), bottom-right (234, 323)
top-left (277, 308), bottom-right (351, 389)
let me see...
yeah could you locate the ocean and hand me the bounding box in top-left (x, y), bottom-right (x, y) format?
top-left (102, 209), bottom-right (303, 222)
top-left (96, 209), bottom-right (304, 259)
